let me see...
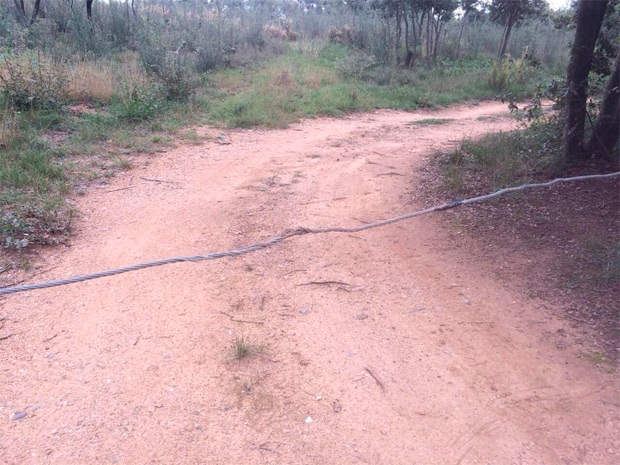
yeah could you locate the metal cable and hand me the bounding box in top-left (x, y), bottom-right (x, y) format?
top-left (1, 172), bottom-right (618, 296)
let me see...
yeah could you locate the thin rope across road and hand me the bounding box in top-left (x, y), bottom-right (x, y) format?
top-left (1, 172), bottom-right (618, 296)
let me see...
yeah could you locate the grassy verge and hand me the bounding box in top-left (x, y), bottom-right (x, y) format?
top-left (435, 118), bottom-right (564, 194)
top-left (1, 43), bottom-right (546, 253)
top-left (425, 118), bottom-right (619, 354)
top-left (205, 45), bottom-right (539, 128)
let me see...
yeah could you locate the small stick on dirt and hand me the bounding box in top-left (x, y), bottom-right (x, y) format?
top-left (300, 197), bottom-right (346, 205)
top-left (105, 186), bottom-right (134, 194)
top-left (376, 172), bottom-right (405, 177)
top-left (133, 336), bottom-right (141, 346)
top-left (364, 366), bottom-right (386, 393)
top-left (8, 266), bottom-right (60, 289)
top-left (284, 269), bottom-right (307, 276)
top-left (140, 177), bottom-right (180, 185)
top-left (296, 281), bottom-right (351, 287)
top-left (42, 333), bottom-right (58, 343)
top-left (219, 311), bottom-right (264, 325)
top-left (0, 333), bottom-right (15, 341)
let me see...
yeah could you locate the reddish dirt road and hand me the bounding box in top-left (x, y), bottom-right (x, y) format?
top-left (1, 102), bottom-right (618, 464)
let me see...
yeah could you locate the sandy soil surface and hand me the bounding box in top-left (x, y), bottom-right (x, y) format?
top-left (1, 102), bottom-right (618, 465)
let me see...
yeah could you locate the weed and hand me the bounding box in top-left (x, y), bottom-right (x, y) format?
top-left (585, 352), bottom-right (616, 367)
top-left (113, 156), bottom-right (133, 171)
top-left (233, 334), bottom-right (252, 360)
top-left (113, 86), bottom-right (160, 122)
top-left (178, 129), bottom-right (205, 145)
top-left (410, 118), bottom-right (452, 125)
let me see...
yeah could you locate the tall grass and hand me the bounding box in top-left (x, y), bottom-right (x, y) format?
top-left (65, 53), bottom-right (148, 104)
top-left (206, 47), bottom-right (542, 128)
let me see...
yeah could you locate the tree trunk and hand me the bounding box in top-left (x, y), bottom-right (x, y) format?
top-left (403, 2), bottom-right (410, 56)
top-left (426, 11), bottom-right (432, 67)
top-left (498, 13), bottom-right (515, 58)
top-left (433, 18), bottom-right (442, 62)
top-left (456, 11), bottom-right (469, 59)
top-left (86, 0), bottom-right (94, 20)
top-left (395, 8), bottom-right (402, 65)
top-left (13, 0), bottom-right (26, 23)
top-left (563, 0), bottom-right (608, 161)
top-left (410, 7), bottom-right (420, 56)
top-left (30, 0), bottom-right (42, 25)
top-left (586, 50), bottom-right (619, 158)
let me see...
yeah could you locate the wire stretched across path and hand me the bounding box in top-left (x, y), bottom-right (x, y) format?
top-left (1, 172), bottom-right (618, 296)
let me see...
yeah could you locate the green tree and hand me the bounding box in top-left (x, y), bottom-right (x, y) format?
top-left (489, 0), bottom-right (547, 58)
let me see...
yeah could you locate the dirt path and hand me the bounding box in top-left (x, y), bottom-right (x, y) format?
top-left (1, 102), bottom-right (618, 465)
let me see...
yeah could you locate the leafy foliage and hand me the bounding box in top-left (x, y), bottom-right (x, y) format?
top-left (0, 52), bottom-right (67, 110)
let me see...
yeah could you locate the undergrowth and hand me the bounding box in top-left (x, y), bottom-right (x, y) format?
top-left (435, 94), bottom-right (564, 195)
top-left (0, 43), bottom-right (548, 250)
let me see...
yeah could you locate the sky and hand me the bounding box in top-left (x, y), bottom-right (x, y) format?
top-left (548, 0), bottom-right (571, 10)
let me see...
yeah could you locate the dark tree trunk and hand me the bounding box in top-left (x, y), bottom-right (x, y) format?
top-left (410, 5), bottom-right (419, 56)
top-left (586, 50), bottom-right (620, 158)
top-left (403, 2), bottom-right (410, 56)
top-left (563, 0), bottom-right (608, 161)
top-left (30, 0), bottom-right (42, 25)
top-left (13, 0), bottom-right (26, 22)
top-left (86, 0), bottom-right (94, 20)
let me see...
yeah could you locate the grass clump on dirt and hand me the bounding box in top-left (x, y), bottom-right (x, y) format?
top-left (233, 334), bottom-right (252, 359)
top-left (232, 334), bottom-right (264, 360)
top-left (410, 118), bottom-right (452, 126)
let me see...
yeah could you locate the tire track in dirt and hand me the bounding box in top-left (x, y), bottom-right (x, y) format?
top-left (1, 102), bottom-right (618, 464)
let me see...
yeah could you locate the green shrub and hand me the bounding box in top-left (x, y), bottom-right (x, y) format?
top-left (138, 30), bottom-right (200, 101)
top-left (0, 52), bottom-right (67, 110)
top-left (113, 86), bottom-right (160, 122)
top-left (488, 51), bottom-right (539, 92)
top-left (336, 51), bottom-right (376, 80)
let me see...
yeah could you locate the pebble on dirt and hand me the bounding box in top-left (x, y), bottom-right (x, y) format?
top-left (300, 307), bottom-right (308, 315)
top-left (10, 411), bottom-right (27, 421)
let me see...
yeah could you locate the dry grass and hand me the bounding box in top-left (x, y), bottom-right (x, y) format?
top-left (0, 107), bottom-right (18, 148)
top-left (65, 53), bottom-right (148, 103)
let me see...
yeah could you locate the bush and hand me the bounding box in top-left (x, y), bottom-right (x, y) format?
top-left (328, 26), bottom-right (353, 44)
top-left (138, 35), bottom-right (200, 101)
top-left (113, 86), bottom-right (160, 122)
top-left (337, 51), bottom-right (376, 80)
top-left (488, 51), bottom-right (539, 91)
top-left (0, 51), bottom-right (67, 110)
